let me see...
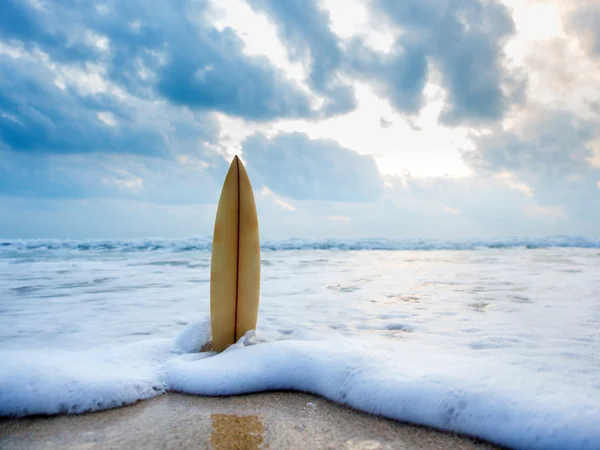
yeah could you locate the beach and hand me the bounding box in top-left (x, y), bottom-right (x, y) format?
top-left (1, 240), bottom-right (600, 449)
top-left (0, 392), bottom-right (500, 449)
top-left (3, 0), bottom-right (600, 445)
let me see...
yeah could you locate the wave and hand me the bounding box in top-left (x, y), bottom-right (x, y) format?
top-left (1, 235), bottom-right (599, 254)
top-left (2, 323), bottom-right (599, 450)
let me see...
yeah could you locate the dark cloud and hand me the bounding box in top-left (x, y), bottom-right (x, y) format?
top-left (346, 36), bottom-right (428, 113)
top-left (242, 132), bottom-right (384, 202)
top-left (0, 55), bottom-right (167, 155)
top-left (247, 0), bottom-right (356, 116)
top-left (0, 49), bottom-right (226, 201)
top-left (0, 0), bottom-right (101, 63)
top-left (0, 0), bottom-right (317, 122)
top-left (0, 0), bottom-right (318, 203)
top-left (0, 0), bottom-right (525, 139)
top-left (155, 28), bottom-right (313, 120)
top-left (372, 0), bottom-right (522, 125)
top-left (249, 0), bottom-right (523, 124)
top-left (247, 0), bottom-right (426, 115)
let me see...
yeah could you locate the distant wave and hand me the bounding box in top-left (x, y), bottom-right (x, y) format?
top-left (1, 236), bottom-right (599, 254)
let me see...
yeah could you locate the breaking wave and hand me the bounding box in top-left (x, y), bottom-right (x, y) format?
top-left (1, 236), bottom-right (599, 255)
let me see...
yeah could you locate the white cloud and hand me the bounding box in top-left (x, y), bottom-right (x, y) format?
top-left (205, 0), bottom-right (308, 87)
top-left (321, 0), bottom-right (396, 53)
top-left (494, 171), bottom-right (534, 197)
top-left (177, 155), bottom-right (210, 169)
top-left (97, 111), bottom-right (117, 127)
top-left (260, 186), bottom-right (296, 212)
top-left (0, 112), bottom-right (23, 126)
top-left (86, 31), bottom-right (110, 53)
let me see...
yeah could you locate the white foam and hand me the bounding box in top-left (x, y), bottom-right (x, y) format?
top-left (173, 319), bottom-right (212, 353)
top-left (0, 338), bottom-right (176, 417)
top-left (1, 318), bottom-right (600, 449)
top-left (166, 334), bottom-right (600, 450)
top-left (2, 246), bottom-right (600, 449)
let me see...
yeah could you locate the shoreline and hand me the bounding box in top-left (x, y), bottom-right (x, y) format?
top-left (1, 391), bottom-right (503, 449)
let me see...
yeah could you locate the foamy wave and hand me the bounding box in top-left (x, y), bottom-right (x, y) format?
top-left (1, 236), bottom-right (599, 254)
top-left (2, 323), bottom-right (599, 450)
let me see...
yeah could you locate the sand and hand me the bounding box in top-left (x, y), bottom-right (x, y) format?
top-left (0, 392), bottom-right (503, 450)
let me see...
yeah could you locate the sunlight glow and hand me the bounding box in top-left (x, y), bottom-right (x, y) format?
top-left (271, 82), bottom-right (473, 178)
top-left (320, 0), bottom-right (397, 53)
top-left (194, 0), bottom-right (594, 180)
top-left (205, 0), bottom-right (308, 86)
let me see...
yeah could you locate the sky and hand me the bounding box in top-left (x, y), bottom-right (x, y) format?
top-left (1, 0), bottom-right (599, 240)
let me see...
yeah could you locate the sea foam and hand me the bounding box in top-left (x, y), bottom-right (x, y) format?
top-left (0, 337), bottom-right (175, 417)
top-left (167, 331), bottom-right (600, 450)
top-left (2, 245), bottom-right (599, 449)
top-left (2, 321), bottom-right (599, 450)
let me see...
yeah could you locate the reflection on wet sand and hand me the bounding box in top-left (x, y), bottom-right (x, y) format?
top-left (0, 392), bottom-right (499, 449)
top-left (211, 413), bottom-right (264, 450)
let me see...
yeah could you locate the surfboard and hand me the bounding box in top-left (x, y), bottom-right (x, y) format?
top-left (209, 155), bottom-right (261, 352)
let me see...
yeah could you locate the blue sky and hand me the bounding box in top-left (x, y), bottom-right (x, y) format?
top-left (1, 0), bottom-right (599, 239)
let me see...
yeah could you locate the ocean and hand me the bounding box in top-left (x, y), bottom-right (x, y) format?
top-left (1, 237), bottom-right (600, 449)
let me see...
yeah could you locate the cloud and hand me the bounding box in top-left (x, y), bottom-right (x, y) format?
top-left (0, 0), bottom-right (317, 122)
top-left (0, 0), bottom-right (101, 63)
top-left (155, 27), bottom-right (314, 121)
top-left (380, 117), bottom-right (393, 128)
top-left (1, 0), bottom-right (599, 240)
top-left (247, 0), bottom-right (356, 116)
top-left (366, 0), bottom-right (524, 124)
top-left (565, 1), bottom-right (600, 59)
top-left (0, 7), bottom-right (236, 202)
top-left (0, 52), bottom-right (167, 155)
top-left (0, 149), bottom-right (224, 204)
top-left (248, 0), bottom-right (428, 115)
top-left (242, 132), bottom-right (384, 202)
top-left (468, 110), bottom-right (596, 177)
top-left (345, 36), bottom-right (428, 114)
top-left (249, 172), bottom-right (577, 240)
top-left (395, 175), bottom-right (536, 230)
top-left (248, 0), bottom-right (524, 125)
top-left (3, 167), bottom-right (594, 240)
top-left (0, 196), bottom-right (219, 239)
top-left (465, 109), bottom-right (600, 223)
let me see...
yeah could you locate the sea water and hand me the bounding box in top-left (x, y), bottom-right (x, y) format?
top-left (1, 237), bottom-right (600, 449)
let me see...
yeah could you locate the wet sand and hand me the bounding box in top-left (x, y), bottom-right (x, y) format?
top-left (0, 392), bottom-right (503, 449)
